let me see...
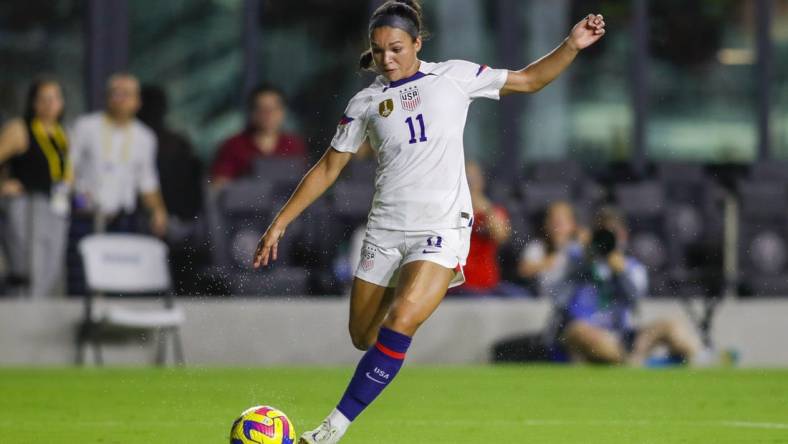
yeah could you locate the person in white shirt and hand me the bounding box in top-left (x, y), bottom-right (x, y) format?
top-left (70, 73), bottom-right (168, 237)
top-left (251, 2), bottom-right (606, 442)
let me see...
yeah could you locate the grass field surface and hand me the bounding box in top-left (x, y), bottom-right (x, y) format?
top-left (1, 366), bottom-right (786, 443)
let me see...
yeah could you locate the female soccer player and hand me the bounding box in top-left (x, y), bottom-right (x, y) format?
top-left (253, 2), bottom-right (606, 442)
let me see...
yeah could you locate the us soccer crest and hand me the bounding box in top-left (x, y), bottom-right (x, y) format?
top-left (379, 99), bottom-right (394, 117)
top-left (399, 85), bottom-right (421, 111)
top-left (360, 245), bottom-right (377, 272)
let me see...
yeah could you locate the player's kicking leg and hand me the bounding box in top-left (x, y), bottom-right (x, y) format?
top-left (299, 261), bottom-right (453, 444)
top-left (348, 279), bottom-right (396, 351)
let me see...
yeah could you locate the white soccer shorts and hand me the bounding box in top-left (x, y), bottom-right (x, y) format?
top-left (354, 227), bottom-right (471, 289)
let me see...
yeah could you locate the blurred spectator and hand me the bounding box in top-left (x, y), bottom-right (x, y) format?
top-left (519, 201), bottom-right (588, 302)
top-left (67, 73), bottom-right (168, 295)
top-left (559, 207), bottom-right (700, 365)
top-left (456, 161), bottom-right (527, 296)
top-left (0, 78), bottom-right (70, 297)
top-left (138, 85), bottom-right (207, 294)
top-left (210, 84), bottom-right (306, 187)
top-left (70, 73), bottom-right (168, 235)
top-left (138, 85), bottom-right (203, 223)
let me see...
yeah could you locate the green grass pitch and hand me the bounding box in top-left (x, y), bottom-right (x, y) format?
top-left (1, 366), bottom-right (787, 443)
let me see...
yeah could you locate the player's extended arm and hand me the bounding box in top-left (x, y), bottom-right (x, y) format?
top-left (253, 147), bottom-right (353, 268)
top-left (501, 14), bottom-right (606, 96)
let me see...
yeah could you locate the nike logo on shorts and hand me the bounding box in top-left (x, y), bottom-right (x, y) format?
top-left (422, 250), bottom-right (441, 254)
top-left (365, 372), bottom-right (386, 384)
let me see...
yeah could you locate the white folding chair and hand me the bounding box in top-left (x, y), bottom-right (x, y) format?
top-left (77, 234), bottom-right (185, 366)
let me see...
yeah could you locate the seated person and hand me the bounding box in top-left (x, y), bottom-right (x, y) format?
top-left (210, 84), bottom-right (306, 187)
top-left (558, 207), bottom-right (700, 365)
top-left (457, 161), bottom-right (526, 296)
top-left (519, 201), bottom-right (588, 303)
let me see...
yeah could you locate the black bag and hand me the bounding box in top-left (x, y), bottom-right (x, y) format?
top-left (491, 333), bottom-right (551, 363)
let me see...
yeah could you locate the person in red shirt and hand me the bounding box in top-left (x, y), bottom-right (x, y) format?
top-left (210, 84), bottom-right (307, 187)
top-left (459, 161), bottom-right (527, 296)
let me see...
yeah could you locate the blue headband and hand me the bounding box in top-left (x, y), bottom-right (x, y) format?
top-left (369, 14), bottom-right (419, 39)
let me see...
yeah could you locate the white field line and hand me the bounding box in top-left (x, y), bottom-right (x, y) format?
top-left (716, 421), bottom-right (788, 430)
top-left (376, 418), bottom-right (788, 431)
top-left (0, 418), bottom-right (785, 431)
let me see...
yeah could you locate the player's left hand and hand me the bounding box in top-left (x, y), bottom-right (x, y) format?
top-left (568, 14), bottom-right (606, 51)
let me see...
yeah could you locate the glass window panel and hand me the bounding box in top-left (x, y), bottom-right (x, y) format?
top-left (773, 1), bottom-right (788, 158)
top-left (518, 1), bottom-right (633, 163)
top-left (129, 0), bottom-right (243, 160)
top-left (0, 0), bottom-right (85, 122)
top-left (567, 0), bottom-right (634, 162)
top-left (257, 1), bottom-right (369, 155)
top-left (424, 0), bottom-right (502, 162)
top-left (647, 0), bottom-right (757, 162)
top-left (256, 1), bottom-right (504, 161)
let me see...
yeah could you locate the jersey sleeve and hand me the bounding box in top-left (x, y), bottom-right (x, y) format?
top-left (330, 92), bottom-right (370, 153)
top-left (442, 59), bottom-right (509, 101)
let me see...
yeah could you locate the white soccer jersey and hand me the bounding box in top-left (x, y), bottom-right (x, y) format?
top-left (331, 59), bottom-right (508, 231)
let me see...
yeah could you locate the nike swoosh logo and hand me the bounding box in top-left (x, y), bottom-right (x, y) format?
top-left (365, 372), bottom-right (386, 384)
top-left (422, 250), bottom-right (441, 254)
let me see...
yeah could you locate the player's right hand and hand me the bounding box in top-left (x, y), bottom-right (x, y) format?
top-left (253, 223), bottom-right (286, 268)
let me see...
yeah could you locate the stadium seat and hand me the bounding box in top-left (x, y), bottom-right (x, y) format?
top-left (331, 180), bottom-right (375, 223)
top-left (655, 161), bottom-right (706, 184)
top-left (215, 179), bottom-right (301, 269)
top-left (487, 177), bottom-right (517, 207)
top-left (527, 160), bottom-right (586, 184)
top-left (219, 179), bottom-right (274, 216)
top-left (252, 157), bottom-right (308, 184)
top-left (749, 161), bottom-right (788, 182)
top-left (77, 234), bottom-right (185, 366)
top-left (342, 158), bottom-right (377, 184)
top-left (655, 162), bottom-right (725, 296)
top-left (520, 182), bottom-right (572, 215)
top-left (737, 180), bottom-right (788, 296)
top-left (613, 181), bottom-right (671, 295)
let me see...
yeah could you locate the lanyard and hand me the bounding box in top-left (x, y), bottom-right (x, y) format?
top-left (30, 118), bottom-right (69, 182)
top-left (100, 114), bottom-right (132, 164)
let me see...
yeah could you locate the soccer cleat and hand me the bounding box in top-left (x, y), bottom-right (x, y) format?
top-left (298, 420), bottom-right (343, 444)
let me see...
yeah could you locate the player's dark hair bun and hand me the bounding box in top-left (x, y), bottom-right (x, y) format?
top-left (359, 0), bottom-right (428, 71)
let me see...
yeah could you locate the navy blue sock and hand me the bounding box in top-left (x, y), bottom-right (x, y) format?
top-left (336, 327), bottom-right (412, 421)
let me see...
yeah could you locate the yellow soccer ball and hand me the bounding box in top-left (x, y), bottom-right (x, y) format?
top-left (230, 405), bottom-right (296, 444)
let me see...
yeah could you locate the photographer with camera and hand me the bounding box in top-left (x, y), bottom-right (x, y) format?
top-left (559, 207), bottom-right (699, 365)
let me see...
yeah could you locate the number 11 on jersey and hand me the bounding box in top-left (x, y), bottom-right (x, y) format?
top-left (405, 114), bottom-right (428, 144)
